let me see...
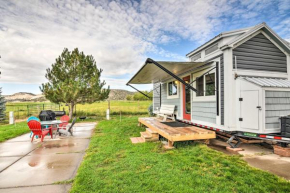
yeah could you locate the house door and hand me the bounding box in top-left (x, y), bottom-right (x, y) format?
top-left (240, 90), bottom-right (260, 131)
top-left (183, 76), bottom-right (191, 120)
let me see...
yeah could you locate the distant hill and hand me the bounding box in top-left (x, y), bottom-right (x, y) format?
top-left (108, 89), bottom-right (135, 100)
top-left (4, 92), bottom-right (46, 102)
top-left (4, 89), bottom-right (135, 102)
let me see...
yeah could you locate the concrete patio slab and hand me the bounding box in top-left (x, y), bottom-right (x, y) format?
top-left (244, 155), bottom-right (290, 180)
top-left (0, 122), bottom-right (96, 192)
top-left (5, 133), bottom-right (31, 143)
top-left (72, 130), bottom-right (93, 138)
top-left (0, 141), bottom-right (39, 157)
top-left (0, 153), bottom-right (81, 188)
top-left (1, 184), bottom-right (71, 193)
top-left (208, 139), bottom-right (290, 180)
top-left (0, 157), bottom-right (21, 171)
top-left (30, 138), bottom-right (90, 155)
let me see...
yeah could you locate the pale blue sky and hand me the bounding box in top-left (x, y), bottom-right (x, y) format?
top-left (0, 0), bottom-right (289, 95)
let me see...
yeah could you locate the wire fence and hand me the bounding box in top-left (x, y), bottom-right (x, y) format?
top-left (2, 101), bottom-right (151, 123)
top-left (5, 103), bottom-right (61, 120)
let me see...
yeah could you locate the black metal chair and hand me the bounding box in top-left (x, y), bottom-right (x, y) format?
top-left (55, 117), bottom-right (76, 137)
top-left (67, 117), bottom-right (76, 136)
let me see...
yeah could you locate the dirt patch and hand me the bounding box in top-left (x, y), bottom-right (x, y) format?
top-left (208, 144), bottom-right (238, 155)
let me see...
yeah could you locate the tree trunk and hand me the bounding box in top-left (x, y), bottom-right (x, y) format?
top-left (69, 102), bottom-right (74, 120)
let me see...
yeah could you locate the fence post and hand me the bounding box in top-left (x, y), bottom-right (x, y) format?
top-left (27, 105), bottom-right (29, 117)
top-left (18, 107), bottom-right (19, 119)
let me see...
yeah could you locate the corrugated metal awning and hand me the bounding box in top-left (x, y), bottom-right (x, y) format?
top-left (127, 59), bottom-right (206, 84)
top-left (244, 77), bottom-right (290, 88)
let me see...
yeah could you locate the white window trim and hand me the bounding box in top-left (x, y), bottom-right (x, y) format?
top-left (167, 81), bottom-right (179, 99)
top-left (192, 70), bottom-right (216, 102)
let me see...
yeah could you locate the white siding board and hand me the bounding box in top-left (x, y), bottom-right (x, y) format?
top-left (192, 101), bottom-right (216, 123)
top-left (265, 91), bottom-right (290, 129)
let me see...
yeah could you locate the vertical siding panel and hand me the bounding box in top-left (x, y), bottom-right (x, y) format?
top-left (220, 55), bottom-right (224, 125)
top-left (153, 83), bottom-right (161, 110)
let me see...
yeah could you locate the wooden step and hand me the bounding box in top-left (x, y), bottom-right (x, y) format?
top-left (140, 131), bottom-right (152, 139)
top-left (146, 128), bottom-right (157, 134)
top-left (140, 131), bottom-right (159, 142)
top-left (146, 128), bottom-right (159, 138)
top-left (130, 137), bottom-right (145, 144)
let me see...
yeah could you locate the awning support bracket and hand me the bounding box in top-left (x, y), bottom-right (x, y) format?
top-left (146, 58), bottom-right (197, 92)
top-left (127, 84), bottom-right (152, 99)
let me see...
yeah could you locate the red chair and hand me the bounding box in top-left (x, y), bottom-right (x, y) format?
top-left (58, 115), bottom-right (70, 131)
top-left (60, 115), bottom-right (70, 123)
top-left (28, 120), bottom-right (53, 142)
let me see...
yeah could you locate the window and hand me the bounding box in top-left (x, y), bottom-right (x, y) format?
top-left (196, 76), bottom-right (204, 96)
top-left (205, 73), bottom-right (215, 96)
top-left (168, 81), bottom-right (178, 96)
top-left (205, 43), bottom-right (218, 55)
top-left (191, 52), bottom-right (201, 61)
top-left (196, 73), bottom-right (215, 97)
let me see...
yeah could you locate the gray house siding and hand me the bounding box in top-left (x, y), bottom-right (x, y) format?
top-left (153, 83), bottom-right (161, 110)
top-left (265, 91), bottom-right (290, 129)
top-left (192, 101), bottom-right (216, 123)
top-left (233, 33), bottom-right (287, 73)
top-left (160, 83), bottom-right (181, 117)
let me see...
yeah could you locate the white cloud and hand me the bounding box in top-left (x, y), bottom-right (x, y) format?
top-left (0, 0), bottom-right (289, 91)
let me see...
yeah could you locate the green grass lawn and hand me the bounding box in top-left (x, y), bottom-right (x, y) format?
top-left (0, 122), bottom-right (29, 142)
top-left (70, 116), bottom-right (290, 193)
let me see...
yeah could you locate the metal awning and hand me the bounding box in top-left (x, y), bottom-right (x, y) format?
top-left (244, 77), bottom-right (290, 88)
top-left (127, 58), bottom-right (206, 84)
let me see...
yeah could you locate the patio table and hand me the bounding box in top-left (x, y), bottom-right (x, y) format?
top-left (41, 120), bottom-right (63, 139)
top-left (40, 120), bottom-right (63, 126)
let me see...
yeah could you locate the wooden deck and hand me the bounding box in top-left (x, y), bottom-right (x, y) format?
top-left (138, 117), bottom-right (216, 148)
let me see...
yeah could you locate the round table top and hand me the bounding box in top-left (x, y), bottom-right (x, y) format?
top-left (40, 120), bottom-right (63, 125)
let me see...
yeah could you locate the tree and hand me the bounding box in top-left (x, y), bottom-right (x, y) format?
top-left (126, 95), bottom-right (133, 101)
top-left (132, 91), bottom-right (152, 101)
top-left (0, 88), bottom-right (6, 121)
top-left (40, 48), bottom-right (110, 119)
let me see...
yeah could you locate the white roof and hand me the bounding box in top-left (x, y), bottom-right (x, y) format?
top-left (244, 77), bottom-right (290, 88)
top-left (187, 22), bottom-right (290, 57)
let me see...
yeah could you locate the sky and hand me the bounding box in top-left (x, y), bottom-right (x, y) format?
top-left (0, 0), bottom-right (290, 95)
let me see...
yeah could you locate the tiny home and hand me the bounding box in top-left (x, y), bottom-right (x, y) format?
top-left (127, 22), bottom-right (290, 142)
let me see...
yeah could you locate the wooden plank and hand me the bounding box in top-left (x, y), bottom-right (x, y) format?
top-left (138, 118), bottom-right (216, 142)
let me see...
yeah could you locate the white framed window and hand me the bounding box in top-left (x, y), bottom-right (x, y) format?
top-left (196, 73), bottom-right (215, 97)
top-left (167, 81), bottom-right (179, 99)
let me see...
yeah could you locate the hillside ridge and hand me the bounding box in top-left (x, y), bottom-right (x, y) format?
top-left (5, 89), bottom-right (135, 102)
